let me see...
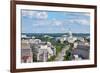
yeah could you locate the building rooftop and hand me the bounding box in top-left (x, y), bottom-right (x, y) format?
top-left (72, 45), bottom-right (90, 59)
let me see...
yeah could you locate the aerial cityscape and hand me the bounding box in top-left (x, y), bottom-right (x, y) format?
top-left (21, 10), bottom-right (90, 63)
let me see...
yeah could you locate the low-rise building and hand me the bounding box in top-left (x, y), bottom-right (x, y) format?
top-left (21, 40), bottom-right (33, 63)
top-left (72, 42), bottom-right (90, 60)
top-left (31, 41), bottom-right (56, 62)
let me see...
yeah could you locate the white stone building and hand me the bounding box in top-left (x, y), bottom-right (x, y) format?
top-left (67, 30), bottom-right (77, 43)
top-left (32, 42), bottom-right (56, 62)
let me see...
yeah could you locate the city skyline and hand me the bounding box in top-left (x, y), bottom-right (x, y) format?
top-left (21, 9), bottom-right (90, 33)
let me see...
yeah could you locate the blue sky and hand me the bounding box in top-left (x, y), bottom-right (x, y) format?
top-left (21, 9), bottom-right (90, 33)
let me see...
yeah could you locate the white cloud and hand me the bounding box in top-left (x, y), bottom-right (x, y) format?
top-left (22, 10), bottom-right (48, 20)
top-left (64, 12), bottom-right (90, 16)
top-left (32, 20), bottom-right (51, 27)
top-left (32, 18), bottom-right (89, 28)
top-left (63, 18), bottom-right (90, 25)
top-left (76, 19), bottom-right (89, 25)
top-left (71, 19), bottom-right (90, 25)
top-left (36, 12), bottom-right (48, 19)
top-left (61, 27), bottom-right (67, 32)
top-left (22, 10), bottom-right (36, 18)
top-left (54, 21), bottom-right (62, 26)
top-left (83, 13), bottom-right (90, 16)
top-left (52, 19), bottom-right (62, 26)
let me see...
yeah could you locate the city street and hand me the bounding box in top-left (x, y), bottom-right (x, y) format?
top-left (55, 45), bottom-right (70, 61)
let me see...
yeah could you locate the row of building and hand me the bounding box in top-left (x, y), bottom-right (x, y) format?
top-left (21, 31), bottom-right (90, 62)
top-left (21, 37), bottom-right (56, 63)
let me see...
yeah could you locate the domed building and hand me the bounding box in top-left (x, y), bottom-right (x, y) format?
top-left (67, 30), bottom-right (77, 43)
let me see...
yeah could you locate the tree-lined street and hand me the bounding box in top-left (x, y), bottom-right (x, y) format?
top-left (55, 45), bottom-right (70, 61)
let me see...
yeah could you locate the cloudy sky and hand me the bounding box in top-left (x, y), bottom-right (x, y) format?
top-left (21, 9), bottom-right (90, 33)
